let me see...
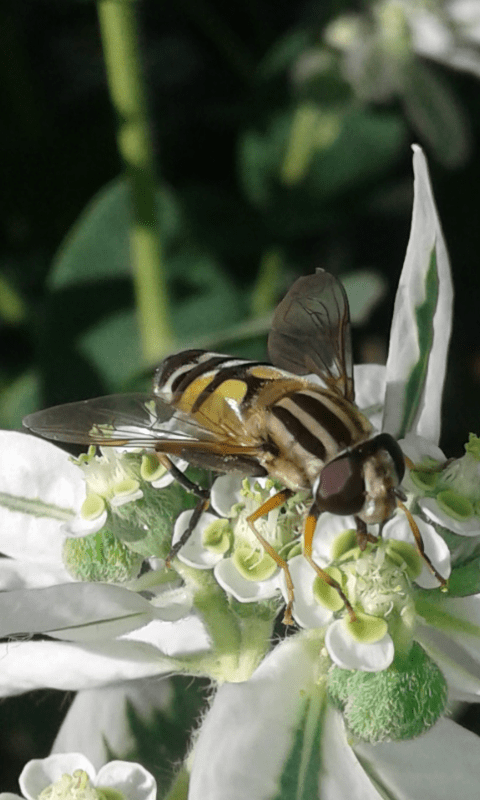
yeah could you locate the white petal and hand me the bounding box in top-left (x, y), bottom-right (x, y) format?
top-left (0, 432), bottom-right (86, 563)
top-left (172, 510), bottom-right (223, 569)
top-left (415, 623), bottom-right (480, 702)
top-left (214, 558), bottom-right (280, 602)
top-left (120, 615), bottom-right (211, 656)
top-left (19, 754), bottom-right (96, 800)
top-left (419, 497), bottom-right (480, 536)
top-left (355, 718), bottom-right (480, 800)
top-left (95, 761), bottom-right (156, 800)
top-left (149, 586), bottom-right (193, 620)
top-left (0, 583), bottom-right (159, 640)
top-left (321, 705), bottom-right (385, 800)
top-left (280, 555), bottom-right (333, 628)
top-left (312, 513), bottom-right (357, 561)
top-left (422, 595), bottom-right (480, 669)
top-left (0, 636), bottom-right (186, 696)
top-left (210, 474), bottom-right (272, 517)
top-left (409, 11), bottom-right (453, 58)
top-left (325, 619), bottom-right (394, 671)
top-left (382, 514), bottom-right (451, 589)
top-left (0, 558), bottom-right (72, 590)
top-left (383, 146), bottom-right (453, 445)
top-left (52, 680), bottom-right (174, 770)
top-left (398, 433), bottom-right (446, 464)
top-left (210, 474), bottom-right (246, 516)
top-left (189, 635), bottom-right (319, 800)
top-left (353, 363), bottom-right (386, 430)
top-left (63, 511), bottom-right (108, 538)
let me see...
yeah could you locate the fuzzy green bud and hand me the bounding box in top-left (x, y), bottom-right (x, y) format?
top-left (111, 482), bottom-right (194, 559)
top-left (63, 527), bottom-right (143, 583)
top-left (327, 642), bottom-right (448, 743)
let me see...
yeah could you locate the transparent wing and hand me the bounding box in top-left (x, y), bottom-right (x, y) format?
top-left (23, 393), bottom-right (223, 448)
top-left (268, 270), bottom-right (354, 401)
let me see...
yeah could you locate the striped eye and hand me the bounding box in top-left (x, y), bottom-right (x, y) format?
top-left (314, 455), bottom-right (365, 515)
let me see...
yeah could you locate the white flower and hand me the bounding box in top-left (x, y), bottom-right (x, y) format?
top-left (0, 753), bottom-right (156, 800)
top-left (0, 432), bottom-right (212, 697)
top-left (188, 634), bottom-right (480, 800)
top-left (172, 474), bottom-right (305, 605)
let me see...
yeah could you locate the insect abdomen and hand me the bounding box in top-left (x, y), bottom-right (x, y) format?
top-left (153, 350), bottom-right (287, 434)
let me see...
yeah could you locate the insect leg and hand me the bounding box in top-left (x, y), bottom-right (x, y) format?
top-left (155, 454), bottom-right (213, 567)
top-left (156, 454), bottom-right (211, 502)
top-left (355, 516), bottom-right (378, 550)
top-left (166, 494), bottom-right (211, 567)
top-left (303, 502), bottom-right (356, 622)
top-left (246, 488), bottom-right (296, 625)
top-left (396, 499), bottom-right (446, 586)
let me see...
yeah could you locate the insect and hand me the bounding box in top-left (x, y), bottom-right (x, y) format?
top-left (23, 270), bottom-right (443, 623)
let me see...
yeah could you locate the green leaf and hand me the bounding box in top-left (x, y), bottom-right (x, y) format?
top-left (446, 560), bottom-right (480, 597)
top-left (0, 370), bottom-right (40, 430)
top-left (258, 30), bottom-right (313, 79)
top-left (76, 309), bottom-right (143, 391)
top-left (49, 179), bottom-right (182, 289)
top-left (342, 270), bottom-right (387, 325)
top-left (239, 108), bottom-right (405, 236)
top-left (402, 60), bottom-right (470, 169)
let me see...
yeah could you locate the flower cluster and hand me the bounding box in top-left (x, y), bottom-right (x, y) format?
top-left (2, 147), bottom-right (480, 798)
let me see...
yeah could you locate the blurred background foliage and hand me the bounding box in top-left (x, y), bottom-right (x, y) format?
top-left (2, 0), bottom-right (480, 792)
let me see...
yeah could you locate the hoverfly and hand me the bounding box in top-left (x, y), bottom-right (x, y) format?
top-left (23, 270), bottom-right (444, 623)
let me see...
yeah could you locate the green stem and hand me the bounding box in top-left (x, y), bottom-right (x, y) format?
top-left (163, 767), bottom-right (190, 800)
top-left (174, 561), bottom-right (243, 680)
top-left (251, 248), bottom-right (283, 318)
top-left (97, 0), bottom-right (174, 363)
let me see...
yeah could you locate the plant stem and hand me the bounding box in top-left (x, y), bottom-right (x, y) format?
top-left (97, 0), bottom-right (174, 363)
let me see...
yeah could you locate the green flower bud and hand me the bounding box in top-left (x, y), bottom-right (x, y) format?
top-left (328, 642), bottom-right (448, 743)
top-left (63, 526), bottom-right (143, 583)
top-left (111, 482), bottom-right (194, 559)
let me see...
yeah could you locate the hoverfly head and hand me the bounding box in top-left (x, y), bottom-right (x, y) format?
top-left (313, 433), bottom-right (405, 521)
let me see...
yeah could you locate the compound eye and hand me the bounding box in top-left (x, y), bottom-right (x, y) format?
top-left (315, 455), bottom-right (365, 515)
